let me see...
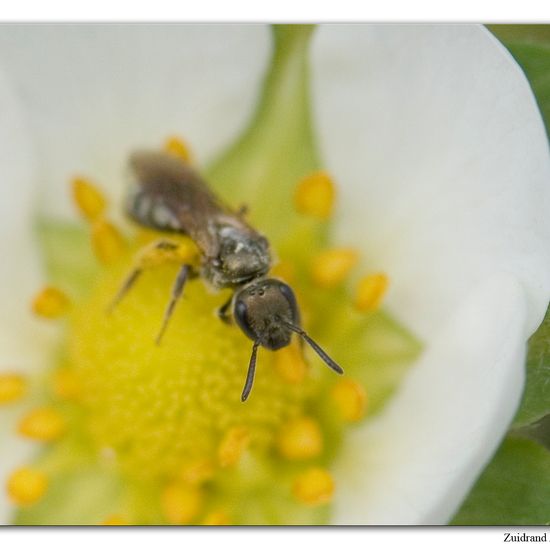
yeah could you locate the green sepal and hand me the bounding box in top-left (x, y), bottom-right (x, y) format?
top-left (452, 436), bottom-right (550, 525)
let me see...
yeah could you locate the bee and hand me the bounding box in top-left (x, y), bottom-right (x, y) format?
top-left (111, 150), bottom-right (343, 401)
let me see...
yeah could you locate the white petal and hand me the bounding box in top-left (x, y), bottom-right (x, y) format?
top-left (312, 25), bottom-right (550, 523)
top-left (0, 24), bottom-right (270, 220)
top-left (0, 67), bottom-right (55, 523)
top-left (333, 274), bottom-right (526, 524)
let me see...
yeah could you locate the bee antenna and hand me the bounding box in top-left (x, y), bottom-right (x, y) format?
top-left (283, 321), bottom-right (343, 375)
top-left (241, 340), bottom-right (260, 402)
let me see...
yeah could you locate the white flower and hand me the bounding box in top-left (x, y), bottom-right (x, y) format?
top-left (0, 24), bottom-right (549, 525)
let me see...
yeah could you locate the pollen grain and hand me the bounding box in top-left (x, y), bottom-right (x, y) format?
top-left (294, 171), bottom-right (336, 219)
top-left (331, 379), bottom-right (367, 422)
top-left (72, 177), bottom-right (107, 222)
top-left (6, 467), bottom-right (48, 506)
top-left (164, 136), bottom-right (193, 163)
top-left (0, 373), bottom-right (27, 405)
top-left (18, 406), bottom-right (66, 442)
top-left (277, 417), bottom-right (323, 460)
top-left (311, 248), bottom-right (359, 288)
top-left (292, 467), bottom-right (334, 506)
top-left (355, 273), bottom-right (389, 312)
top-left (31, 286), bottom-right (70, 319)
top-left (91, 220), bottom-right (126, 264)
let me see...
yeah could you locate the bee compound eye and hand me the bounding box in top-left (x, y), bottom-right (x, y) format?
top-left (235, 300), bottom-right (247, 324)
top-left (233, 299), bottom-right (258, 342)
top-left (277, 281), bottom-right (299, 322)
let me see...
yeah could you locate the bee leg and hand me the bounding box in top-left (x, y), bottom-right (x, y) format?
top-left (155, 263), bottom-right (191, 345)
top-left (107, 267), bottom-right (142, 314)
top-left (217, 295), bottom-right (233, 324)
top-left (108, 238), bottom-right (194, 315)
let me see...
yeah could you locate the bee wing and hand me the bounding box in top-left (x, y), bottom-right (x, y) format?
top-left (127, 151), bottom-right (226, 257)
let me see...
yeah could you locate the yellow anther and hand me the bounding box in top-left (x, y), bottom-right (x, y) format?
top-left (7, 467), bottom-right (48, 506)
top-left (202, 510), bottom-right (232, 526)
top-left (161, 483), bottom-right (203, 525)
top-left (0, 373), bottom-right (27, 405)
top-left (277, 417), bottom-right (323, 460)
top-left (331, 379), bottom-right (367, 422)
top-left (274, 342), bottom-right (308, 384)
top-left (31, 286), bottom-right (70, 319)
top-left (311, 248), bottom-right (359, 288)
top-left (179, 458), bottom-right (216, 485)
top-left (294, 171), bottom-right (336, 219)
top-left (355, 273), bottom-right (389, 312)
top-left (18, 407), bottom-right (66, 442)
top-left (164, 136), bottom-right (193, 163)
top-left (100, 514), bottom-right (128, 525)
top-left (91, 219), bottom-right (126, 264)
top-left (71, 177), bottom-right (107, 222)
top-left (52, 368), bottom-right (82, 401)
top-left (270, 260), bottom-right (296, 284)
top-left (218, 426), bottom-right (250, 467)
top-left (292, 467), bottom-right (334, 506)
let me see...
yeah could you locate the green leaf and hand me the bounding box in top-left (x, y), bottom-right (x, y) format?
top-left (452, 436), bottom-right (550, 525)
top-left (490, 26), bottom-right (550, 138)
top-left (514, 305), bottom-right (550, 427)
top-left (489, 25), bottom-right (550, 46)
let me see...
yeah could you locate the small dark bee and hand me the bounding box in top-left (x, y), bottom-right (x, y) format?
top-left (111, 150), bottom-right (343, 401)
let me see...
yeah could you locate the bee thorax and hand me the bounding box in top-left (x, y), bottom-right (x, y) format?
top-left (204, 226), bottom-right (270, 288)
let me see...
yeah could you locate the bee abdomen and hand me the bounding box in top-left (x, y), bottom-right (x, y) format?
top-left (126, 185), bottom-right (183, 233)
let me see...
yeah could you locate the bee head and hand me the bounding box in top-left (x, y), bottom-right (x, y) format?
top-left (233, 278), bottom-right (298, 350)
top-left (233, 278), bottom-right (343, 402)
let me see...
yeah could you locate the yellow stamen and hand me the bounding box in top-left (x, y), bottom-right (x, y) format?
top-left (274, 342), bottom-right (308, 384)
top-left (179, 458), bottom-right (216, 485)
top-left (71, 177), bottom-right (107, 222)
top-left (218, 426), bottom-right (250, 468)
top-left (6, 467), bottom-right (48, 506)
top-left (311, 248), bottom-right (359, 288)
top-left (100, 514), bottom-right (128, 525)
top-left (52, 368), bottom-right (82, 401)
top-left (331, 379), bottom-right (367, 422)
top-left (91, 220), bottom-right (126, 264)
top-left (277, 417), bottom-right (323, 460)
top-left (18, 406), bottom-right (66, 442)
top-left (294, 171), bottom-right (336, 219)
top-left (202, 510), bottom-right (232, 526)
top-left (355, 273), bottom-right (389, 312)
top-left (31, 286), bottom-right (70, 319)
top-left (164, 136), bottom-right (193, 163)
top-left (292, 467), bottom-right (334, 506)
top-left (161, 483), bottom-right (203, 525)
top-left (0, 373), bottom-right (27, 405)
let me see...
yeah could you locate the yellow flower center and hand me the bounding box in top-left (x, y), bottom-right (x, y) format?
top-left (69, 256), bottom-right (309, 480)
top-left (2, 136), bottom-right (421, 526)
